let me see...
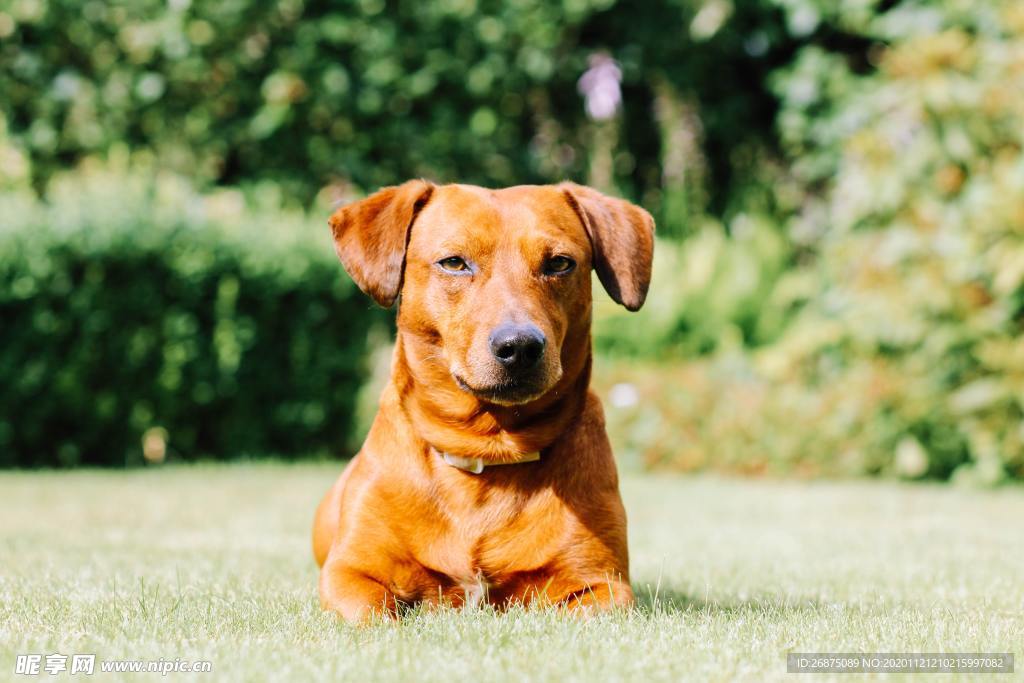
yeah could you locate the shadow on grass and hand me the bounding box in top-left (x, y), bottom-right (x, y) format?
top-left (633, 585), bottom-right (823, 616)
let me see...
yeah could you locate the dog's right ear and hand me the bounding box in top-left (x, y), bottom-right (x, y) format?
top-left (328, 180), bottom-right (434, 308)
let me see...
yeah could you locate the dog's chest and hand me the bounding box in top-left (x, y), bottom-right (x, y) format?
top-left (423, 482), bottom-right (567, 587)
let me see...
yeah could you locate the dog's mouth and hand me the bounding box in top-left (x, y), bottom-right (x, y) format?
top-left (452, 373), bottom-right (548, 406)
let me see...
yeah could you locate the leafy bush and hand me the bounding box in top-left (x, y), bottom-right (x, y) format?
top-left (764, 4), bottom-right (1024, 484)
top-left (6, 0), bottom-right (1024, 484)
top-left (606, 3), bottom-right (1024, 484)
top-left (0, 0), bottom-right (794, 228)
top-left (593, 216), bottom-right (791, 357)
top-left (595, 355), bottom-right (888, 478)
top-left (0, 163), bottom-right (382, 467)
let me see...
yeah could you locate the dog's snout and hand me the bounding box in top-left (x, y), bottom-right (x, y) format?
top-left (489, 324), bottom-right (546, 372)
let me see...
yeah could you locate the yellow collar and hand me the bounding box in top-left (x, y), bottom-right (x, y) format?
top-left (438, 449), bottom-right (541, 474)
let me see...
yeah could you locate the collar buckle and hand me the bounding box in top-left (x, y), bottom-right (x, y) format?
top-left (438, 449), bottom-right (541, 474)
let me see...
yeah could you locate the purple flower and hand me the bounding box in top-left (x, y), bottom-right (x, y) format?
top-left (577, 53), bottom-right (622, 121)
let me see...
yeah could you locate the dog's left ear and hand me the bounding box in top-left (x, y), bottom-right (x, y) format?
top-left (328, 180), bottom-right (434, 308)
top-left (560, 183), bottom-right (655, 311)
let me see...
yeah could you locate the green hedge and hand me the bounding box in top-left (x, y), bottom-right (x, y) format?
top-left (0, 164), bottom-right (383, 467)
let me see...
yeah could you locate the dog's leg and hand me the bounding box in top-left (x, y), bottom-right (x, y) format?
top-left (319, 561), bottom-right (398, 623)
top-left (312, 466), bottom-right (353, 568)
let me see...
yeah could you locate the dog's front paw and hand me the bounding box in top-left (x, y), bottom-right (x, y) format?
top-left (319, 562), bottom-right (399, 624)
top-left (562, 581), bottom-right (635, 615)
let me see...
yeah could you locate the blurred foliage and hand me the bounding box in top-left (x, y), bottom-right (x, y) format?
top-left (763, 2), bottom-right (1024, 485)
top-left (595, 355), bottom-right (885, 478)
top-left (3, 0), bottom-right (1024, 482)
top-left (0, 162), bottom-right (383, 467)
top-left (594, 221), bottom-right (790, 357)
top-left (597, 1), bottom-right (1024, 484)
top-left (0, 0), bottom-right (798, 232)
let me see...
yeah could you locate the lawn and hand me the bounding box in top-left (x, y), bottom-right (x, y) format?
top-left (1, 464), bottom-right (1021, 682)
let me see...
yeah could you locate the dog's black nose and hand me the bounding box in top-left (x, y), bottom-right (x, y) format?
top-left (489, 324), bottom-right (546, 372)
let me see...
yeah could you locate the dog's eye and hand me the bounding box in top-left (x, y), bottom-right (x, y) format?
top-left (544, 256), bottom-right (576, 275)
top-left (438, 256), bottom-right (469, 272)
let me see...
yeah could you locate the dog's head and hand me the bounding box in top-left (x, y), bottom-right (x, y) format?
top-left (329, 182), bottom-right (654, 405)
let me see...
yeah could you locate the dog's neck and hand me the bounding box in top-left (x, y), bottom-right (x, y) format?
top-left (391, 331), bottom-right (591, 463)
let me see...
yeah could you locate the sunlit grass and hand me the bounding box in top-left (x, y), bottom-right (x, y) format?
top-left (1, 464), bottom-right (1021, 681)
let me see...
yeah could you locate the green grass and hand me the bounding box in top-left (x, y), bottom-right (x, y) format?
top-left (1, 464), bottom-right (1021, 682)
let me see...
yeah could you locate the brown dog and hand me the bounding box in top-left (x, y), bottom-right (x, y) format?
top-left (312, 181), bottom-right (654, 621)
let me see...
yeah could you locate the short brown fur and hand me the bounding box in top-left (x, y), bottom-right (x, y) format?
top-left (314, 181), bottom-right (654, 621)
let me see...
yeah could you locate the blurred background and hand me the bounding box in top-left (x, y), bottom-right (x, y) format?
top-left (1, 0), bottom-right (1022, 485)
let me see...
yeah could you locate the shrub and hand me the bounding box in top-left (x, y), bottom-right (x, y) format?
top-left (0, 162), bottom-right (383, 467)
top-left (762, 5), bottom-right (1024, 484)
top-left (595, 355), bottom-right (890, 478)
top-left (608, 4), bottom-right (1024, 484)
top-left (593, 215), bottom-right (791, 358)
top-left (0, 0), bottom-right (793, 228)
